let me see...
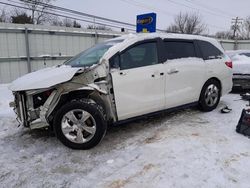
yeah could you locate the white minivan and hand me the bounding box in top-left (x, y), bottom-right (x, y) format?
top-left (9, 33), bottom-right (233, 149)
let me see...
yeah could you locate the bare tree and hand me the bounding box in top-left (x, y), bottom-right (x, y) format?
top-left (215, 31), bottom-right (233, 39)
top-left (73, 20), bottom-right (81, 28)
top-left (11, 13), bottom-right (33, 24)
top-left (51, 17), bottom-right (81, 28)
top-left (9, 8), bottom-right (32, 24)
top-left (0, 9), bottom-right (9, 22)
top-left (239, 16), bottom-right (250, 39)
top-left (62, 18), bottom-right (73, 27)
top-left (87, 25), bottom-right (112, 31)
top-left (166, 12), bottom-right (207, 35)
top-left (20, 0), bottom-right (56, 24)
top-left (51, 17), bottom-right (72, 27)
top-left (50, 16), bottom-right (63, 26)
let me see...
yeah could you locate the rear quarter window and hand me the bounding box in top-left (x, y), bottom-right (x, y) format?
top-left (198, 40), bottom-right (223, 60)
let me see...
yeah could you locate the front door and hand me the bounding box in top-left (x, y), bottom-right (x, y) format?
top-left (111, 41), bottom-right (165, 121)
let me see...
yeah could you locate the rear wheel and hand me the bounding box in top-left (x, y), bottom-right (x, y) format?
top-left (53, 100), bottom-right (107, 149)
top-left (199, 80), bottom-right (221, 112)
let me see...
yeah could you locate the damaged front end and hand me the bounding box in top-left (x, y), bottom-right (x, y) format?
top-left (11, 88), bottom-right (57, 129)
top-left (10, 61), bottom-right (117, 130)
top-left (11, 91), bottom-right (29, 127)
top-left (9, 38), bottom-right (125, 130)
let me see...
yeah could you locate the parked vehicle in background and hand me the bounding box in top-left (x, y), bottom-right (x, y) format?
top-left (226, 50), bottom-right (250, 90)
top-left (9, 33), bottom-right (232, 149)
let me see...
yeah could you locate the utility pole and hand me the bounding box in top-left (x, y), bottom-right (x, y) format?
top-left (93, 17), bottom-right (98, 44)
top-left (231, 17), bottom-right (243, 50)
top-left (231, 17), bottom-right (243, 39)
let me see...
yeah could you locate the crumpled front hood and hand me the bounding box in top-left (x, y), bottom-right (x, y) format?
top-left (9, 65), bottom-right (82, 91)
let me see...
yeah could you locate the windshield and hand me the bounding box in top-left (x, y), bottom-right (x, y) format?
top-left (64, 39), bottom-right (123, 67)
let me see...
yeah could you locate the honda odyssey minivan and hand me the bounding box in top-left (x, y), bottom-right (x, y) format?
top-left (9, 33), bottom-right (233, 149)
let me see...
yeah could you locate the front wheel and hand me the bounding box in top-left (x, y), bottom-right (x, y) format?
top-left (53, 100), bottom-right (107, 150)
top-left (199, 80), bottom-right (221, 112)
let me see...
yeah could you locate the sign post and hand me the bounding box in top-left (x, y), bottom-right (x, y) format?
top-left (136, 13), bottom-right (157, 33)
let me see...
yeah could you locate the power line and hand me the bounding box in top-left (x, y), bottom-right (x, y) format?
top-left (183, 0), bottom-right (236, 18)
top-left (7, 0), bottom-right (135, 30)
top-left (166, 0), bottom-right (232, 20)
top-left (11, 0), bottom-right (166, 32)
top-left (0, 1), bottom-right (136, 31)
top-left (1, 0), bottom-right (229, 32)
top-left (19, 0), bottom-right (136, 28)
top-left (0, 2), bottom-right (135, 31)
top-left (119, 0), bottom-right (229, 31)
top-left (119, 0), bottom-right (174, 17)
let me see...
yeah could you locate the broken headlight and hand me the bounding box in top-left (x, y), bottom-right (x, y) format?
top-left (32, 89), bottom-right (54, 109)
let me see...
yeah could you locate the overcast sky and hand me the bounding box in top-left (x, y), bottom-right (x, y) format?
top-left (54, 0), bottom-right (250, 34)
top-left (1, 0), bottom-right (250, 34)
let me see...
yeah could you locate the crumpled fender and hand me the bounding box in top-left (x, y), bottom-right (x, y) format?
top-left (76, 83), bottom-right (107, 94)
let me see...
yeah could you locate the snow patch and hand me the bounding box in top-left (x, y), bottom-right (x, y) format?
top-left (0, 84), bottom-right (14, 117)
top-left (9, 66), bottom-right (82, 91)
top-left (231, 54), bottom-right (250, 74)
top-left (0, 84), bottom-right (250, 187)
top-left (106, 159), bottom-right (114, 164)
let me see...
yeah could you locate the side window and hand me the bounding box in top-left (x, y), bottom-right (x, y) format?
top-left (120, 42), bottom-right (158, 70)
top-left (198, 41), bottom-right (223, 60)
top-left (164, 41), bottom-right (196, 60)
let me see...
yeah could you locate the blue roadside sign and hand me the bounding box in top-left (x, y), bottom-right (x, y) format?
top-left (136, 13), bottom-right (157, 33)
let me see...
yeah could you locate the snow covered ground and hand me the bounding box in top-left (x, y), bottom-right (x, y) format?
top-left (0, 84), bottom-right (250, 188)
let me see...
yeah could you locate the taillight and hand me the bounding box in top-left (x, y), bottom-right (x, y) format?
top-left (225, 61), bottom-right (233, 68)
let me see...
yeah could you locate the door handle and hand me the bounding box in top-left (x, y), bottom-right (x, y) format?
top-left (119, 71), bottom-right (127, 76)
top-left (167, 68), bottom-right (179, 75)
top-left (152, 72), bottom-right (164, 78)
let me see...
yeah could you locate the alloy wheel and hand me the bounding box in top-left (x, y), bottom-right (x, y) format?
top-left (204, 84), bottom-right (219, 107)
top-left (61, 109), bottom-right (97, 144)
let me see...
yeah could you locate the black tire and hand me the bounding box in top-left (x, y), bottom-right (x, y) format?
top-left (199, 79), bottom-right (221, 112)
top-left (53, 100), bottom-right (107, 150)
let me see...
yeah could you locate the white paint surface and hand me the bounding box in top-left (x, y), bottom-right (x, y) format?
top-left (164, 57), bottom-right (206, 108)
top-left (9, 65), bottom-right (82, 91)
top-left (111, 63), bottom-right (166, 120)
